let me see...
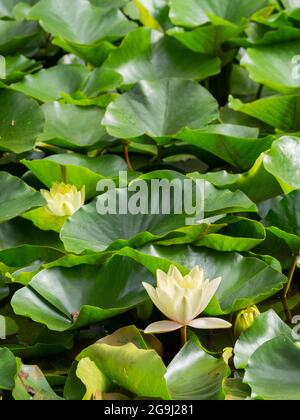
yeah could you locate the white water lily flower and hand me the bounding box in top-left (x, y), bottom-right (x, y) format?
top-left (41, 182), bottom-right (85, 217)
top-left (143, 265), bottom-right (232, 334)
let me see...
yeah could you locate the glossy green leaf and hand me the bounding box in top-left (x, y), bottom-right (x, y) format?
top-left (241, 41), bottom-right (300, 93)
top-left (165, 341), bottom-right (230, 400)
top-left (0, 55), bottom-right (41, 84)
top-left (234, 309), bottom-right (293, 369)
top-left (176, 124), bottom-right (272, 170)
top-left (0, 348), bottom-right (17, 390)
top-left (229, 95), bottom-right (300, 131)
top-left (29, 0), bottom-right (136, 65)
top-left (195, 216), bottom-right (266, 252)
top-left (141, 245), bottom-right (287, 315)
top-left (22, 153), bottom-right (127, 199)
top-left (77, 326), bottom-right (170, 399)
top-left (11, 255), bottom-right (155, 331)
top-left (0, 172), bottom-right (44, 223)
top-left (0, 90), bottom-right (44, 153)
top-left (102, 27), bottom-right (220, 85)
top-left (39, 102), bottom-right (111, 150)
top-left (103, 78), bottom-right (219, 139)
top-left (11, 64), bottom-right (89, 102)
top-left (244, 336), bottom-right (300, 400)
top-left (60, 174), bottom-right (256, 254)
top-left (169, 0), bottom-right (268, 27)
top-left (167, 24), bottom-right (242, 57)
top-left (0, 19), bottom-right (40, 55)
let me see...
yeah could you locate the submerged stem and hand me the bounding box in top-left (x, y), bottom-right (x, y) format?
top-left (284, 254), bottom-right (299, 298)
top-left (181, 325), bottom-right (187, 347)
top-left (124, 143), bottom-right (133, 171)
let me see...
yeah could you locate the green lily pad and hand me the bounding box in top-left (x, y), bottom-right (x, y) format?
top-left (11, 255), bottom-right (156, 331)
top-left (39, 102), bottom-right (111, 150)
top-left (244, 336), bottom-right (300, 400)
top-left (241, 41), bottom-right (300, 93)
top-left (29, 0), bottom-right (137, 65)
top-left (234, 310), bottom-right (293, 369)
top-left (0, 218), bottom-right (63, 267)
top-left (167, 24), bottom-right (242, 58)
top-left (22, 153), bottom-right (127, 199)
top-left (103, 78), bottom-right (219, 139)
top-left (77, 325), bottom-right (170, 399)
top-left (0, 90), bottom-right (44, 153)
top-left (11, 64), bottom-right (89, 102)
top-left (0, 55), bottom-right (41, 84)
top-left (229, 95), bottom-right (300, 131)
top-left (141, 244), bottom-right (287, 315)
top-left (0, 0), bottom-right (38, 17)
top-left (169, 0), bottom-right (268, 27)
top-left (165, 341), bottom-right (230, 400)
top-left (60, 173), bottom-right (256, 254)
top-left (195, 216), bottom-right (266, 252)
top-left (13, 364), bottom-right (63, 400)
top-left (102, 27), bottom-right (221, 85)
top-left (0, 172), bottom-right (44, 223)
top-left (0, 19), bottom-right (40, 55)
top-left (0, 348), bottom-right (17, 390)
top-left (176, 124), bottom-right (272, 170)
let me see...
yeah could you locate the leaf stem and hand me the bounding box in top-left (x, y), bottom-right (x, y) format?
top-left (281, 294), bottom-right (292, 323)
top-left (181, 325), bottom-right (187, 347)
top-left (124, 143), bottom-right (133, 171)
top-left (284, 254), bottom-right (299, 298)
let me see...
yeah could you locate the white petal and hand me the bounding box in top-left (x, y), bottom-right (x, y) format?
top-left (198, 277), bottom-right (222, 314)
top-left (156, 288), bottom-right (179, 321)
top-left (144, 320), bottom-right (182, 334)
top-left (142, 282), bottom-right (171, 319)
top-left (173, 295), bottom-right (191, 324)
top-left (168, 265), bottom-right (184, 283)
top-left (156, 269), bottom-right (168, 289)
top-left (189, 266), bottom-right (204, 287)
top-left (188, 317), bottom-right (232, 329)
top-left (188, 288), bottom-right (204, 320)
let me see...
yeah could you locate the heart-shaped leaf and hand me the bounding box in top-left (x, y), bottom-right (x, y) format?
top-left (0, 172), bottom-right (44, 223)
top-left (11, 64), bottom-right (89, 102)
top-left (234, 309), bottom-right (293, 369)
top-left (244, 336), bottom-right (300, 400)
top-left (0, 90), bottom-right (44, 153)
top-left (102, 27), bottom-right (220, 85)
top-left (103, 78), bottom-right (219, 139)
top-left (165, 341), bottom-right (230, 400)
top-left (140, 245), bottom-right (287, 315)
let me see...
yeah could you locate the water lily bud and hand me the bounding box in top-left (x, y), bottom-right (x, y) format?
top-left (143, 265), bottom-right (232, 334)
top-left (41, 182), bottom-right (85, 217)
top-left (234, 306), bottom-right (260, 338)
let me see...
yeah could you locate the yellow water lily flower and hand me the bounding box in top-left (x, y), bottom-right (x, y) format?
top-left (143, 265), bottom-right (232, 334)
top-left (41, 182), bottom-right (85, 217)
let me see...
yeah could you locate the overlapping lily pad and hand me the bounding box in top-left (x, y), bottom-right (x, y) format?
top-left (102, 27), bottom-right (221, 85)
top-left (0, 89), bottom-right (44, 153)
top-left (22, 153), bottom-right (127, 199)
top-left (11, 255), bottom-right (156, 331)
top-left (103, 78), bottom-right (219, 139)
top-left (140, 245), bottom-right (287, 315)
top-left (11, 64), bottom-right (89, 102)
top-left (29, 0), bottom-right (137, 65)
top-left (39, 102), bottom-right (112, 150)
top-left (0, 172), bottom-right (44, 223)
